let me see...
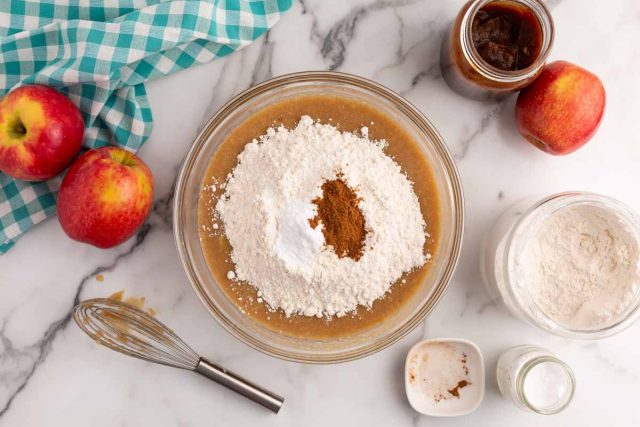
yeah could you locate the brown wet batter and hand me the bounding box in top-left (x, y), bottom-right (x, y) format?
top-left (197, 95), bottom-right (441, 339)
top-left (472, 1), bottom-right (543, 71)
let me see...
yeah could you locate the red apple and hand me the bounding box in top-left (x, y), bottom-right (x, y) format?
top-left (0, 85), bottom-right (84, 180)
top-left (57, 147), bottom-right (154, 248)
top-left (515, 61), bottom-right (606, 155)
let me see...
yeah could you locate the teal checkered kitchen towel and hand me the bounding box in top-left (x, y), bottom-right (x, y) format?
top-left (0, 0), bottom-right (292, 253)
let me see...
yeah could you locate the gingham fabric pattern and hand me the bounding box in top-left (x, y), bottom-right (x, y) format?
top-left (0, 0), bottom-right (292, 253)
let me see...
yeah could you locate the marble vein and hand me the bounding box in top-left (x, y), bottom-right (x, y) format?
top-left (250, 32), bottom-right (274, 86)
top-left (375, 9), bottom-right (445, 89)
top-left (302, 0), bottom-right (420, 70)
top-left (0, 222), bottom-right (153, 418)
top-left (455, 102), bottom-right (504, 160)
top-left (152, 180), bottom-right (176, 229)
top-left (1, 0), bottom-right (640, 425)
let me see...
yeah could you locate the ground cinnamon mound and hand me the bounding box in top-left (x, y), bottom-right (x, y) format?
top-left (309, 177), bottom-right (367, 260)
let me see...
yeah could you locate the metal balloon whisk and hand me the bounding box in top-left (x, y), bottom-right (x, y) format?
top-left (73, 298), bottom-right (284, 413)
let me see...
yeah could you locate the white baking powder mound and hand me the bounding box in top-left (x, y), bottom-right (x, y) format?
top-left (214, 116), bottom-right (428, 317)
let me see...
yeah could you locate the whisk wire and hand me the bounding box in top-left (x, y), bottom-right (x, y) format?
top-left (73, 298), bottom-right (284, 413)
top-left (99, 306), bottom-right (198, 368)
top-left (99, 323), bottom-right (188, 368)
top-left (73, 299), bottom-right (199, 370)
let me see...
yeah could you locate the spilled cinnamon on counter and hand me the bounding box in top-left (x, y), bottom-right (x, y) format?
top-left (309, 176), bottom-right (367, 261)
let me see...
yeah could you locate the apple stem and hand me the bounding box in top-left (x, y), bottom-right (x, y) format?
top-left (110, 149), bottom-right (137, 167)
top-left (9, 118), bottom-right (27, 139)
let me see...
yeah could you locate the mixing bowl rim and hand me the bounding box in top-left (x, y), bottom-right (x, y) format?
top-left (173, 71), bottom-right (465, 363)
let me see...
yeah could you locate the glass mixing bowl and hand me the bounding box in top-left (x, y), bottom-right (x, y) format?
top-left (173, 72), bottom-right (464, 363)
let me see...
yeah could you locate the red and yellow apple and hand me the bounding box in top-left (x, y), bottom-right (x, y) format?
top-left (57, 147), bottom-right (154, 249)
top-left (0, 85), bottom-right (84, 180)
top-left (515, 61), bottom-right (606, 155)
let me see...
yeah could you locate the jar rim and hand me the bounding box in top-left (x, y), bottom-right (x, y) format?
top-left (516, 355), bottom-right (576, 415)
top-left (460, 0), bottom-right (555, 82)
top-left (501, 192), bottom-right (640, 339)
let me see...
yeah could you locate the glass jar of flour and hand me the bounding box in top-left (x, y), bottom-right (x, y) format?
top-left (481, 192), bottom-right (640, 339)
top-left (497, 345), bottom-right (575, 414)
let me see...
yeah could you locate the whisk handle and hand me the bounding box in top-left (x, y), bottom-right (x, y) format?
top-left (195, 358), bottom-right (284, 413)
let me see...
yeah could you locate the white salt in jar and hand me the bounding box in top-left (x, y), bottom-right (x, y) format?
top-left (481, 192), bottom-right (640, 339)
top-left (497, 345), bottom-right (575, 415)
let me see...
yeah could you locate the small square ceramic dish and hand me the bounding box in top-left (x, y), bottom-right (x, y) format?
top-left (405, 338), bottom-right (485, 416)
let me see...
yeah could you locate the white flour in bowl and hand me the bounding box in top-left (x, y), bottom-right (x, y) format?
top-left (518, 204), bottom-right (640, 329)
top-left (213, 116), bottom-right (427, 317)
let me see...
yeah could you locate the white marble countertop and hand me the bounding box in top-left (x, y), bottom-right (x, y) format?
top-left (1, 0), bottom-right (639, 425)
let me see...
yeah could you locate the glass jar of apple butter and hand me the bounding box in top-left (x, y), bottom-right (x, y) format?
top-left (441, 0), bottom-right (554, 100)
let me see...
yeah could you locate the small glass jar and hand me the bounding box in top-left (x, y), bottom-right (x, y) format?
top-left (440, 0), bottom-right (554, 100)
top-left (497, 345), bottom-right (575, 415)
top-left (481, 192), bottom-right (640, 339)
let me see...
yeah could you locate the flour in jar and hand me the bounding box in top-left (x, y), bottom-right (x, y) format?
top-left (212, 116), bottom-right (428, 317)
top-left (517, 204), bottom-right (640, 329)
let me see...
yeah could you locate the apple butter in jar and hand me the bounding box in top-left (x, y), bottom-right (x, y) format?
top-left (440, 0), bottom-right (554, 100)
